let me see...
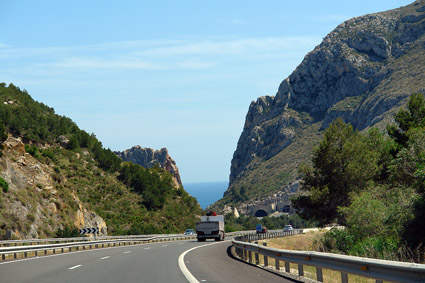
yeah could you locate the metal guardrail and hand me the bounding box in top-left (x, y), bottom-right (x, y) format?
top-left (232, 232), bottom-right (425, 283)
top-left (0, 234), bottom-right (175, 247)
top-left (0, 234), bottom-right (196, 261)
top-left (0, 231), bottom-right (254, 247)
top-left (0, 230), bottom-right (252, 261)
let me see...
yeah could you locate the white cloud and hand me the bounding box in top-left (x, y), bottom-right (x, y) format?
top-left (47, 57), bottom-right (164, 70)
top-left (136, 36), bottom-right (322, 57)
top-left (0, 36), bottom-right (322, 73)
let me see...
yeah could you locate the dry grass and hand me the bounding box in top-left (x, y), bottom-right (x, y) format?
top-left (260, 230), bottom-right (325, 251)
top-left (252, 231), bottom-right (382, 283)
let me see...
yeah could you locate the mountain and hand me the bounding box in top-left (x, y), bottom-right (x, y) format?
top-left (115, 146), bottom-right (182, 188)
top-left (212, 0), bottom-right (425, 215)
top-left (0, 83), bottom-right (201, 239)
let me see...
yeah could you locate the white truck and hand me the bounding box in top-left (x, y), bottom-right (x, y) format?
top-left (196, 215), bottom-right (225, 242)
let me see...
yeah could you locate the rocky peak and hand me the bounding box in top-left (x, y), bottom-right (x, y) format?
top-left (115, 146), bottom-right (183, 187)
top-left (229, 0), bottom-right (425, 187)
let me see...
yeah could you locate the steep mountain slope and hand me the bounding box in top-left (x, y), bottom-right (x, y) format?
top-left (213, 0), bottom-right (425, 214)
top-left (0, 84), bottom-right (201, 239)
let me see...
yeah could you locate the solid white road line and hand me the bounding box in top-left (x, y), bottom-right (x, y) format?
top-left (68, 264), bottom-right (82, 270)
top-left (178, 241), bottom-right (229, 283)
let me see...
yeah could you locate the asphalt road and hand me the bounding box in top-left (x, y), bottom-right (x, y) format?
top-left (0, 239), bottom-right (296, 283)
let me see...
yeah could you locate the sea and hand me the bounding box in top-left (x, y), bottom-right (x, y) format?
top-left (183, 181), bottom-right (228, 209)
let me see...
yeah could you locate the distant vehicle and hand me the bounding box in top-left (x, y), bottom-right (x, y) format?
top-left (283, 225), bottom-right (294, 232)
top-left (196, 213), bottom-right (225, 242)
top-left (184, 229), bottom-right (195, 235)
top-left (256, 224), bottom-right (267, 234)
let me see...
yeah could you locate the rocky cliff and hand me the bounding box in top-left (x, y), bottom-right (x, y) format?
top-left (115, 146), bottom-right (183, 188)
top-left (217, 0), bottom-right (425, 214)
top-left (0, 136), bottom-right (107, 239)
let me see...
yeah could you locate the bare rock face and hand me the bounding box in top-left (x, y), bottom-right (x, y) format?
top-left (73, 193), bottom-right (108, 235)
top-left (229, 0), bottom-right (425, 187)
top-left (115, 146), bottom-right (183, 187)
top-left (0, 136), bottom-right (107, 239)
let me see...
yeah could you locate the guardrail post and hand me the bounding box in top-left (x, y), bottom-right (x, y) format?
top-left (275, 259), bottom-right (280, 271)
top-left (263, 243), bottom-right (268, 266)
top-left (376, 280), bottom-right (383, 283)
top-left (298, 264), bottom-right (304, 276)
top-left (243, 249), bottom-right (247, 261)
top-left (285, 262), bottom-right (290, 273)
top-left (255, 252), bottom-right (259, 265)
top-left (249, 251), bottom-right (253, 264)
top-left (316, 267), bottom-right (323, 282)
top-left (24, 251), bottom-right (27, 258)
top-left (341, 272), bottom-right (348, 283)
top-left (2, 254), bottom-right (5, 260)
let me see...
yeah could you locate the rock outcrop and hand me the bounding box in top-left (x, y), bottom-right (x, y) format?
top-left (221, 0), bottom-right (425, 213)
top-left (0, 136), bottom-right (107, 239)
top-left (116, 146), bottom-right (183, 187)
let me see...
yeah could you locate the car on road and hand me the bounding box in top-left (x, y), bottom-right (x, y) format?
top-left (283, 225), bottom-right (294, 232)
top-left (184, 229), bottom-right (195, 235)
top-left (256, 224), bottom-right (267, 234)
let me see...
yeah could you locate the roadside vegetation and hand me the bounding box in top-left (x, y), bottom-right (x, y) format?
top-left (224, 213), bottom-right (316, 232)
top-left (293, 93), bottom-right (425, 262)
top-left (0, 83), bottom-right (201, 238)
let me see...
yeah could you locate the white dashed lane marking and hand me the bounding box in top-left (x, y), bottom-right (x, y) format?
top-left (100, 256), bottom-right (110, 260)
top-left (68, 265), bottom-right (82, 270)
top-left (123, 251), bottom-right (131, 254)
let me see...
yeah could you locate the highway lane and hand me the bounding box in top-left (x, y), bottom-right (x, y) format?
top-left (0, 240), bottom-right (199, 283)
top-left (0, 238), bottom-right (294, 283)
top-left (185, 241), bottom-right (296, 283)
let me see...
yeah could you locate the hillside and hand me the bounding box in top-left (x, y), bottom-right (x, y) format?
top-left (0, 83), bottom-right (201, 239)
top-left (211, 0), bottom-right (425, 214)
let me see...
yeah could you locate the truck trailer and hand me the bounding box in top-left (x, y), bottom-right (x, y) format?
top-left (195, 215), bottom-right (225, 242)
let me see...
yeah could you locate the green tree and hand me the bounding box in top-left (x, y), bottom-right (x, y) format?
top-left (292, 118), bottom-right (385, 225)
top-left (387, 93), bottom-right (425, 150)
top-left (0, 119), bottom-right (7, 143)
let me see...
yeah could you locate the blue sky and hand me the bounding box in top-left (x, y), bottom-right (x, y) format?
top-left (0, 0), bottom-right (413, 183)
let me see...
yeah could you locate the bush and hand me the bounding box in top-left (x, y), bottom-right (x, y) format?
top-left (349, 236), bottom-right (399, 260)
top-left (321, 228), bottom-right (356, 254)
top-left (25, 144), bottom-right (40, 157)
top-left (0, 177), bottom-right (9, 193)
top-left (55, 225), bottom-right (80, 238)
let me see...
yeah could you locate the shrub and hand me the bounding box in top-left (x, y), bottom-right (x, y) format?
top-left (55, 225), bottom-right (80, 238)
top-left (0, 177), bottom-right (9, 193)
